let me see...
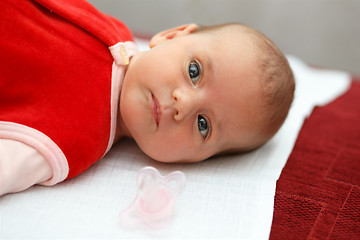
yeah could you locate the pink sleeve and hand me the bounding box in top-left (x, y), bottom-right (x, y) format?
top-left (0, 139), bottom-right (52, 196)
top-left (0, 121), bottom-right (69, 188)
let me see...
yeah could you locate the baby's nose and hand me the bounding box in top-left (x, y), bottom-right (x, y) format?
top-left (172, 87), bottom-right (199, 121)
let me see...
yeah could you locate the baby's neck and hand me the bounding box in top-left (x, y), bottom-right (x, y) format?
top-left (115, 112), bottom-right (132, 142)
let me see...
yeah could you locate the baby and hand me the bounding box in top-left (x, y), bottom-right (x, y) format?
top-left (0, 0), bottom-right (294, 196)
top-left (121, 23), bottom-right (295, 163)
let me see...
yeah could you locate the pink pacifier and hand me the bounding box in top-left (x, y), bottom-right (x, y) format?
top-left (119, 166), bottom-right (186, 229)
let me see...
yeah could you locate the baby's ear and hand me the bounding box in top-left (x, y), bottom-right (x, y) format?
top-left (149, 24), bottom-right (198, 48)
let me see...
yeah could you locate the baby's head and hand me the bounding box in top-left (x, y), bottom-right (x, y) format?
top-left (118, 23), bottom-right (294, 163)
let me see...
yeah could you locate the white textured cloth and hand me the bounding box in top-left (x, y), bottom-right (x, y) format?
top-left (0, 50), bottom-right (351, 239)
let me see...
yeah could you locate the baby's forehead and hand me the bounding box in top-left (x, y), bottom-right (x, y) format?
top-left (199, 31), bottom-right (261, 61)
top-left (197, 24), bottom-right (258, 42)
top-left (210, 86), bottom-right (265, 150)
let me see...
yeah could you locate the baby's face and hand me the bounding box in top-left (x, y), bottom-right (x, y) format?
top-left (119, 30), bottom-right (264, 162)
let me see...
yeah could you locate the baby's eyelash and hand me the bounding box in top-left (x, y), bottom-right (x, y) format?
top-left (197, 114), bottom-right (210, 140)
top-left (188, 59), bottom-right (202, 86)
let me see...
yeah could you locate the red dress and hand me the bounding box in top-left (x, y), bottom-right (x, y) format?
top-left (0, 0), bottom-right (136, 184)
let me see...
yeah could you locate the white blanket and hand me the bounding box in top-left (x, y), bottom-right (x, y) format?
top-left (0, 44), bottom-right (350, 238)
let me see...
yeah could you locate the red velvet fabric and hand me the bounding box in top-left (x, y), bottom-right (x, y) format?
top-left (270, 79), bottom-right (360, 239)
top-left (0, 0), bottom-right (133, 179)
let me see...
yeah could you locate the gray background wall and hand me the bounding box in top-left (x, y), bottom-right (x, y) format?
top-left (88, 0), bottom-right (360, 75)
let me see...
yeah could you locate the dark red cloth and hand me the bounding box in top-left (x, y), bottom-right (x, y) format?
top-left (270, 79), bottom-right (360, 239)
top-left (0, 0), bottom-right (133, 179)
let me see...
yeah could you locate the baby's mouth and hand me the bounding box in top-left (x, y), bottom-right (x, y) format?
top-left (151, 93), bottom-right (161, 127)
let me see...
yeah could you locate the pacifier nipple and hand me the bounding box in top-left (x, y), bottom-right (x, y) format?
top-left (119, 166), bottom-right (186, 229)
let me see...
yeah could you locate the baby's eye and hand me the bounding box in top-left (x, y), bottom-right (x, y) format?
top-left (198, 115), bottom-right (210, 139)
top-left (188, 60), bottom-right (202, 85)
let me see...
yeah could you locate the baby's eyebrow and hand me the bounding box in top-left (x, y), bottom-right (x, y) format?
top-left (213, 114), bottom-right (222, 143)
top-left (202, 54), bottom-right (214, 79)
